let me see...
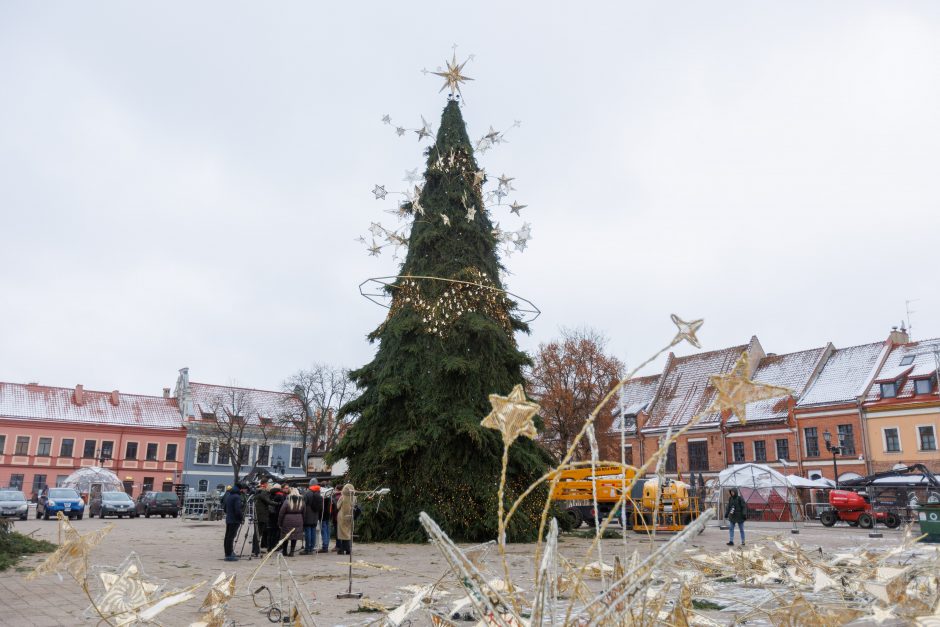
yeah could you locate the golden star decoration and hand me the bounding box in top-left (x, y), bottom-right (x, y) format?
top-left (27, 513), bottom-right (114, 583)
top-left (196, 571), bottom-right (236, 627)
top-left (92, 553), bottom-right (164, 625)
top-left (481, 384), bottom-right (540, 446)
top-left (670, 314), bottom-right (704, 349)
top-left (706, 352), bottom-right (793, 425)
top-left (432, 52), bottom-right (473, 97)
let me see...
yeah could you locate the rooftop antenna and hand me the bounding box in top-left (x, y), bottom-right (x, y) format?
top-left (905, 299), bottom-right (918, 340)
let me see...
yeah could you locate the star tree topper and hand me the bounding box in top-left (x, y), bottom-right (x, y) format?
top-left (481, 384), bottom-right (540, 446)
top-left (706, 351), bottom-right (793, 425)
top-left (432, 51), bottom-right (473, 98)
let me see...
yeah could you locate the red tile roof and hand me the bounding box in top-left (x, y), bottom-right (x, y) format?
top-left (0, 382), bottom-right (182, 430)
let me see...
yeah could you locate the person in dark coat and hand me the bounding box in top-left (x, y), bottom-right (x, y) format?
top-left (725, 488), bottom-right (748, 546)
top-left (278, 489), bottom-right (305, 556)
top-left (266, 484), bottom-right (286, 550)
top-left (302, 482), bottom-right (323, 554)
top-left (253, 481), bottom-right (272, 556)
top-left (223, 482), bottom-right (247, 561)
top-left (318, 484), bottom-right (333, 553)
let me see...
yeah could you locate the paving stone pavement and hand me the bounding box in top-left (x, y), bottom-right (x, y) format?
top-left (0, 514), bottom-right (908, 626)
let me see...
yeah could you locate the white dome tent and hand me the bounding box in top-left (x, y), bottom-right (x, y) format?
top-left (61, 466), bottom-right (125, 498)
top-left (716, 463), bottom-right (802, 523)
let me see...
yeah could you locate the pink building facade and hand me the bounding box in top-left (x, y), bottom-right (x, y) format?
top-left (0, 382), bottom-right (186, 499)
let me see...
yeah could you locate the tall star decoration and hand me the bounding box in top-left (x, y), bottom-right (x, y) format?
top-left (372, 184), bottom-right (387, 200)
top-left (27, 514), bottom-right (114, 583)
top-left (431, 51), bottom-right (474, 98)
top-left (706, 352), bottom-right (794, 425)
top-left (481, 384), bottom-right (540, 446)
top-left (670, 314), bottom-right (704, 349)
top-left (509, 201), bottom-right (527, 216)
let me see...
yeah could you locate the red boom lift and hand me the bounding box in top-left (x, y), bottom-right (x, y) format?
top-left (820, 464), bottom-right (940, 529)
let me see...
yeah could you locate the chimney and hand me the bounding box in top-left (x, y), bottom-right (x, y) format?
top-left (888, 325), bottom-right (910, 345)
top-left (110, 390), bottom-right (120, 406)
top-left (74, 384), bottom-right (84, 406)
top-left (163, 387), bottom-right (171, 399)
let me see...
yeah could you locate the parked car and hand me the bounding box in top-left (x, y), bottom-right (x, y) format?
top-left (89, 491), bottom-right (137, 519)
top-left (0, 489), bottom-right (29, 520)
top-left (136, 491), bottom-right (180, 518)
top-left (37, 487), bottom-right (84, 520)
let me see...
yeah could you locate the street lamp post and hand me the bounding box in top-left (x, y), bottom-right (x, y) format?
top-left (823, 430), bottom-right (844, 488)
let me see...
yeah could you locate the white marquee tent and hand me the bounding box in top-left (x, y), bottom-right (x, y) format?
top-left (61, 466), bottom-right (125, 496)
top-left (714, 463), bottom-right (802, 522)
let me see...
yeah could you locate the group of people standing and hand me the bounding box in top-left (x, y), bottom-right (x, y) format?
top-left (222, 479), bottom-right (357, 562)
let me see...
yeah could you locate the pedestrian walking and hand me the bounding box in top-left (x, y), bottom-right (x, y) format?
top-left (278, 488), bottom-right (305, 557)
top-left (302, 482), bottom-right (323, 554)
top-left (318, 484), bottom-right (333, 553)
top-left (725, 488), bottom-right (748, 546)
top-left (222, 482), bottom-right (248, 562)
top-left (336, 483), bottom-right (356, 555)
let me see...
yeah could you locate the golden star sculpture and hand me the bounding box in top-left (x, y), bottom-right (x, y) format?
top-left (92, 553), bottom-right (164, 625)
top-left (481, 384), bottom-right (540, 446)
top-left (27, 513), bottom-right (114, 583)
top-left (670, 314), bottom-right (704, 349)
top-left (432, 51), bottom-right (473, 98)
top-left (706, 352), bottom-right (793, 425)
top-left (196, 571), bottom-right (236, 627)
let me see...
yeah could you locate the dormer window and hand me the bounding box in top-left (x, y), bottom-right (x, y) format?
top-left (899, 355), bottom-right (915, 366)
top-left (880, 382), bottom-right (898, 398)
top-left (914, 378), bottom-right (934, 395)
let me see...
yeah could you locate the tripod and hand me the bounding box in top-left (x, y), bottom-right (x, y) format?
top-left (236, 494), bottom-right (260, 559)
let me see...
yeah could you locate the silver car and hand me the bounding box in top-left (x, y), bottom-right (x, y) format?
top-left (0, 489), bottom-right (29, 520)
top-left (89, 491), bottom-right (137, 519)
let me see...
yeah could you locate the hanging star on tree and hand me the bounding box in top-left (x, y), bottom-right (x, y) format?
top-left (509, 201), bottom-right (527, 216)
top-left (396, 126), bottom-right (406, 137)
top-left (497, 174), bottom-right (515, 189)
top-left (382, 114), bottom-right (392, 125)
top-left (440, 213), bottom-right (451, 226)
top-left (416, 116), bottom-right (433, 141)
top-left (466, 207), bottom-right (477, 221)
top-left (403, 168), bottom-right (420, 184)
top-left (670, 314), bottom-right (704, 349)
top-left (431, 51), bottom-right (474, 98)
top-left (368, 240), bottom-right (382, 256)
top-left (472, 170), bottom-right (485, 186)
top-left (706, 352), bottom-right (794, 425)
top-left (372, 185), bottom-right (387, 200)
top-left (481, 384), bottom-right (540, 446)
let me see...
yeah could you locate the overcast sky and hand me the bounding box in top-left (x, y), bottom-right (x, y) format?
top-left (2, 2), bottom-right (939, 396)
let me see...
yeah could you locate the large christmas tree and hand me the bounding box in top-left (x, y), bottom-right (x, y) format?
top-left (330, 93), bottom-right (552, 543)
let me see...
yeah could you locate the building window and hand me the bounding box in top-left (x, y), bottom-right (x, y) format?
top-left (804, 427), bottom-right (820, 457)
top-left (919, 426), bottom-right (937, 451)
top-left (14, 436), bottom-right (30, 455)
top-left (900, 355), bottom-right (915, 366)
top-left (732, 441), bottom-right (745, 462)
top-left (884, 428), bottom-right (901, 453)
top-left (60, 438), bottom-right (74, 457)
top-left (36, 437), bottom-right (52, 457)
top-left (31, 474), bottom-right (46, 496)
top-left (162, 481), bottom-right (173, 492)
top-left (9, 474), bottom-right (24, 490)
top-left (238, 444), bottom-right (250, 466)
top-left (914, 378), bottom-right (934, 395)
top-left (195, 441), bottom-right (211, 464)
top-left (55, 475), bottom-right (68, 487)
top-left (623, 445), bottom-right (633, 466)
top-left (665, 443), bottom-right (677, 472)
top-left (216, 446), bottom-right (230, 466)
top-left (101, 441), bottom-right (114, 459)
top-left (688, 441), bottom-right (709, 471)
top-left (166, 443), bottom-right (177, 461)
top-left (0, 434), bottom-right (5, 454)
top-left (257, 445), bottom-right (270, 466)
top-left (198, 479), bottom-right (209, 492)
top-left (125, 442), bottom-right (138, 460)
top-left (146, 443), bottom-right (158, 461)
top-left (143, 477), bottom-right (154, 492)
top-left (83, 439), bottom-right (97, 458)
top-left (754, 440), bottom-right (767, 462)
top-left (837, 424), bottom-right (856, 455)
top-left (290, 447), bottom-right (304, 468)
top-left (776, 438), bottom-right (789, 460)
top-left (880, 382), bottom-right (897, 398)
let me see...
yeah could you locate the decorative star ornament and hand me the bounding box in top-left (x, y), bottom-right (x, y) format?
top-left (372, 184), bottom-right (387, 200)
top-left (91, 553), bottom-right (164, 624)
top-left (670, 314), bottom-right (704, 349)
top-left (381, 114), bottom-right (391, 125)
top-left (368, 241), bottom-right (382, 257)
top-left (431, 51), bottom-right (474, 98)
top-left (706, 352), bottom-right (794, 425)
top-left (403, 168), bottom-right (420, 184)
top-left (466, 207), bottom-right (477, 222)
top-left (197, 571), bottom-right (236, 626)
top-left (509, 201), bottom-right (527, 216)
top-left (416, 116), bottom-right (433, 141)
top-left (497, 174), bottom-right (515, 189)
top-left (481, 384), bottom-right (540, 446)
top-left (440, 213), bottom-right (451, 226)
top-left (27, 514), bottom-right (114, 583)
top-left (395, 126), bottom-right (406, 137)
top-left (473, 170), bottom-right (485, 186)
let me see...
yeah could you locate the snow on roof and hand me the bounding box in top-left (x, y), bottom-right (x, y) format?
top-left (865, 338), bottom-right (940, 402)
top-left (797, 341), bottom-right (885, 408)
top-left (644, 344), bottom-right (748, 430)
top-left (0, 382), bottom-right (183, 430)
top-left (188, 382), bottom-right (301, 425)
top-left (610, 374), bottom-right (660, 431)
top-left (739, 346), bottom-right (828, 423)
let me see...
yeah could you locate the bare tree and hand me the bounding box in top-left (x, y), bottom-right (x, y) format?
top-left (526, 327), bottom-right (625, 461)
top-left (207, 387), bottom-right (279, 483)
top-left (281, 364), bottom-right (360, 457)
